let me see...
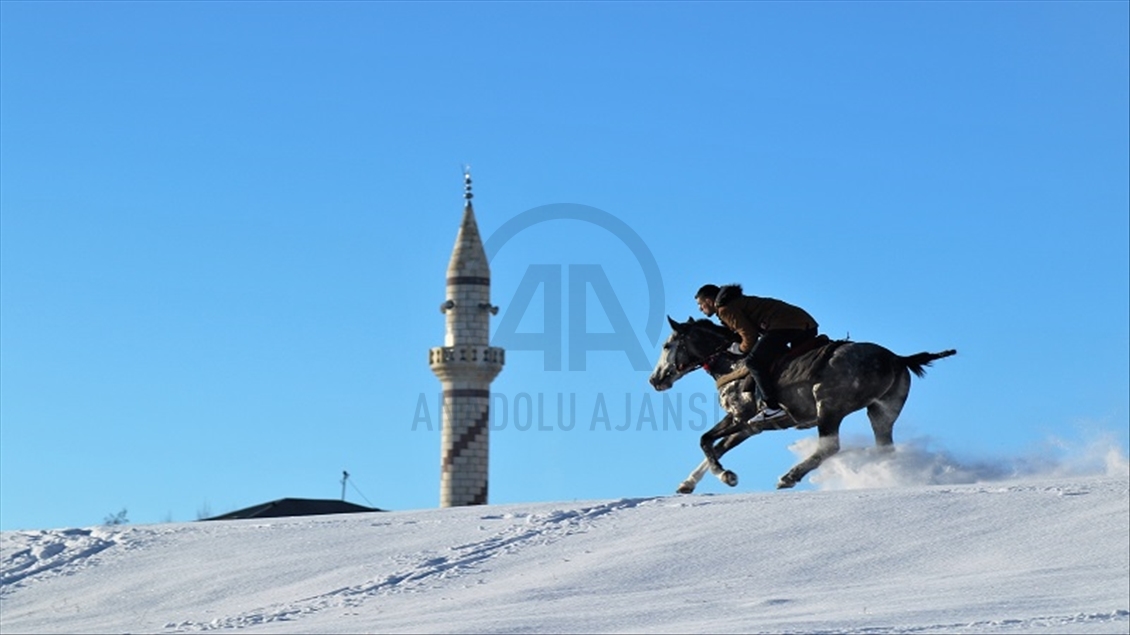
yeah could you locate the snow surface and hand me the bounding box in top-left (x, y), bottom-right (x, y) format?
top-left (2, 450), bottom-right (1128, 634)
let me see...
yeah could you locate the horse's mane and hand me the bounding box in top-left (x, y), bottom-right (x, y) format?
top-left (689, 318), bottom-right (738, 341)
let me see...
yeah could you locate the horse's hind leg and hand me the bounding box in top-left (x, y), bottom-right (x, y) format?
top-left (868, 368), bottom-right (911, 451)
top-left (778, 406), bottom-right (844, 489)
top-left (777, 431), bottom-right (840, 489)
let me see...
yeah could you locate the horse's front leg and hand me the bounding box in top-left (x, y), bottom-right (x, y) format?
top-left (700, 414), bottom-right (735, 474)
top-left (677, 457), bottom-right (713, 494)
top-left (677, 415), bottom-right (751, 493)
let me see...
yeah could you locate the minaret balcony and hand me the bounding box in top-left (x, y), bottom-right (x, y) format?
top-left (429, 345), bottom-right (505, 381)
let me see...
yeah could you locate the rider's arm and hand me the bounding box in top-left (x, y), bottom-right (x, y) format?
top-left (717, 305), bottom-right (761, 354)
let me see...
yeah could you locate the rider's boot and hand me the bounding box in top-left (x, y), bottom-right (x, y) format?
top-left (748, 404), bottom-right (788, 425)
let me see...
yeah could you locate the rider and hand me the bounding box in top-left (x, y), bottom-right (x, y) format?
top-left (695, 284), bottom-right (819, 424)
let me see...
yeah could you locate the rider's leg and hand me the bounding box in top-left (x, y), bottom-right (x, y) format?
top-left (746, 331), bottom-right (790, 418)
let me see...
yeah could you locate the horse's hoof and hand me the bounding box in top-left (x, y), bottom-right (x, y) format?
top-left (721, 470), bottom-right (739, 487)
top-left (776, 477), bottom-right (796, 489)
top-left (676, 481), bottom-right (696, 494)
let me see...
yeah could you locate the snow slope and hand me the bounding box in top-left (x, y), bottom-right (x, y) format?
top-left (2, 472), bottom-right (1127, 634)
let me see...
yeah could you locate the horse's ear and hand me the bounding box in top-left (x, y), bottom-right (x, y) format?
top-left (667, 315), bottom-right (685, 333)
top-left (687, 315), bottom-right (696, 324)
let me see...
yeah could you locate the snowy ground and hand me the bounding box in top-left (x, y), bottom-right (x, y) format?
top-left (2, 449), bottom-right (1128, 634)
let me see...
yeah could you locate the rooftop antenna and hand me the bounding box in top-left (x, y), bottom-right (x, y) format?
top-left (340, 470), bottom-right (350, 501)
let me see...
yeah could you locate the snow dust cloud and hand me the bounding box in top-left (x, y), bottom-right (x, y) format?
top-left (795, 427), bottom-right (1130, 491)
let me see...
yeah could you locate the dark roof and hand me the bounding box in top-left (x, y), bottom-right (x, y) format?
top-left (203, 498), bottom-right (384, 521)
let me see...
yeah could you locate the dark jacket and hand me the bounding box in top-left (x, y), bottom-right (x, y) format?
top-left (715, 285), bottom-right (818, 354)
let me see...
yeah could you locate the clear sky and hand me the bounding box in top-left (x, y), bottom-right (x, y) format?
top-left (1, 1), bottom-right (1127, 531)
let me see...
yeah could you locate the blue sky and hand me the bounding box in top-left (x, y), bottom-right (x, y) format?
top-left (1, 2), bottom-right (1127, 531)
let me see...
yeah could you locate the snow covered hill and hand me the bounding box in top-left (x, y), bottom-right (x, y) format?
top-left (2, 474), bottom-right (1127, 634)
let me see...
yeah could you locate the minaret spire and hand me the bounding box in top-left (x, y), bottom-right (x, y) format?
top-left (428, 170), bottom-right (504, 507)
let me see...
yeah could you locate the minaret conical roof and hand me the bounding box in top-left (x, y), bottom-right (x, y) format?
top-left (446, 176), bottom-right (489, 279)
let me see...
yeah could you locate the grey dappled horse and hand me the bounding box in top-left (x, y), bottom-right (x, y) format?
top-left (649, 316), bottom-right (956, 492)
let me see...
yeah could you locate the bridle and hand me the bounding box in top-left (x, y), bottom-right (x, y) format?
top-left (671, 324), bottom-right (738, 375)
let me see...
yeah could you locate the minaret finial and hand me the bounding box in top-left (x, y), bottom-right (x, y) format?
top-left (462, 164), bottom-right (473, 204)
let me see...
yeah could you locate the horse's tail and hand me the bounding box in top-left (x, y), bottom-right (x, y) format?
top-left (900, 349), bottom-right (957, 378)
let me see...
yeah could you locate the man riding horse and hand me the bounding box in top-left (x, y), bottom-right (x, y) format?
top-left (650, 314), bottom-right (955, 491)
top-left (695, 284), bottom-right (819, 426)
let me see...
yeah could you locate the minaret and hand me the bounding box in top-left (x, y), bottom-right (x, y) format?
top-left (428, 169), bottom-right (505, 507)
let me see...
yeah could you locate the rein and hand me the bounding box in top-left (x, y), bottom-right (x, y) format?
top-left (688, 328), bottom-right (748, 389)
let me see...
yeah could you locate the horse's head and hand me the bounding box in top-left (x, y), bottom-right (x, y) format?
top-left (649, 315), bottom-right (737, 391)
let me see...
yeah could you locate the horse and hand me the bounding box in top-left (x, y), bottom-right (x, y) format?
top-left (649, 316), bottom-right (956, 492)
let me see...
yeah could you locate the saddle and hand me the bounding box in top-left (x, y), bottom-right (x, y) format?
top-left (769, 334), bottom-right (833, 376)
top-left (732, 334), bottom-right (843, 394)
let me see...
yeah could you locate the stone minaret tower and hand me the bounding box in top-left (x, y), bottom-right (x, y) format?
top-left (428, 170), bottom-right (504, 507)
